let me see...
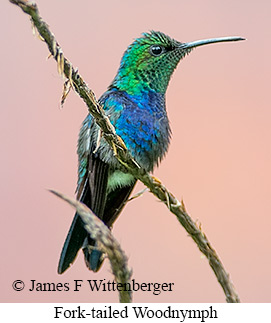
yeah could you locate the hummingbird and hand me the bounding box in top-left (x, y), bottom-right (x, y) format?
top-left (58, 31), bottom-right (244, 274)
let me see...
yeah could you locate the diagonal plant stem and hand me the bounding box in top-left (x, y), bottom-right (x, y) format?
top-left (50, 190), bottom-right (132, 303)
top-left (10, 0), bottom-right (240, 302)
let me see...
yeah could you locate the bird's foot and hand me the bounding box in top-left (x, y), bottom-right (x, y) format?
top-left (150, 175), bottom-right (162, 185)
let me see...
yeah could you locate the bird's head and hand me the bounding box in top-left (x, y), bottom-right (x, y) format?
top-left (110, 31), bottom-right (244, 95)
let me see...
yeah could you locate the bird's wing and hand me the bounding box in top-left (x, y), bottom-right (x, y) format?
top-left (103, 181), bottom-right (136, 227)
top-left (58, 149), bottom-right (109, 274)
top-left (58, 92), bottom-right (137, 273)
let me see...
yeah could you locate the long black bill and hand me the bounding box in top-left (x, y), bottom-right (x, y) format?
top-left (181, 36), bottom-right (245, 49)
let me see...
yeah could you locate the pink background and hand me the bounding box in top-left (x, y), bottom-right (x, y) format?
top-left (1, 0), bottom-right (271, 302)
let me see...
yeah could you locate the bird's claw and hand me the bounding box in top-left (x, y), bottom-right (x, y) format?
top-left (150, 175), bottom-right (162, 185)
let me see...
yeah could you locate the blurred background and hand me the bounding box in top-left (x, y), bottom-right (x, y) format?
top-left (1, 0), bottom-right (270, 302)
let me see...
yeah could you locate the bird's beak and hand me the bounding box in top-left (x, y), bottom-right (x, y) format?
top-left (180, 36), bottom-right (245, 50)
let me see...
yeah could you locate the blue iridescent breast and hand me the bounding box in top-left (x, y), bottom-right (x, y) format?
top-left (100, 88), bottom-right (171, 171)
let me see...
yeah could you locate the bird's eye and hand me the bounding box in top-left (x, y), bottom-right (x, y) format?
top-left (150, 45), bottom-right (164, 56)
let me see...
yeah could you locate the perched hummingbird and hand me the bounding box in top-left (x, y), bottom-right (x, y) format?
top-left (58, 31), bottom-right (244, 274)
